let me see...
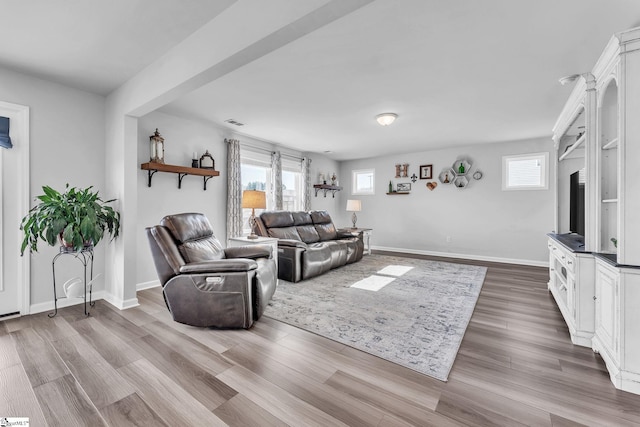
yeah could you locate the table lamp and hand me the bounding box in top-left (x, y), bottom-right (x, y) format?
top-left (346, 199), bottom-right (361, 229)
top-left (242, 190), bottom-right (266, 239)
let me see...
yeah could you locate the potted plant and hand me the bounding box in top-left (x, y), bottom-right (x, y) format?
top-left (20, 184), bottom-right (121, 255)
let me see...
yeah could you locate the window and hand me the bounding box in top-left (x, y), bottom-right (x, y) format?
top-left (352, 169), bottom-right (375, 195)
top-left (240, 149), bottom-right (304, 234)
top-left (282, 156), bottom-right (303, 211)
top-left (502, 152), bottom-right (549, 190)
top-left (241, 150), bottom-right (272, 235)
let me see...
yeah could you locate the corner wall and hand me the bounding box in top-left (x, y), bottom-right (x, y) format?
top-left (136, 111), bottom-right (227, 286)
top-left (337, 137), bottom-right (555, 265)
top-left (0, 66), bottom-right (106, 309)
top-left (304, 152), bottom-right (341, 216)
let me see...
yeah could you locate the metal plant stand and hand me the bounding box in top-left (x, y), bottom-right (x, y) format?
top-left (50, 245), bottom-right (95, 317)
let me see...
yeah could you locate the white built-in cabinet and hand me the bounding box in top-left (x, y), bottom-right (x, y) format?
top-left (550, 27), bottom-right (640, 395)
top-left (547, 236), bottom-right (594, 347)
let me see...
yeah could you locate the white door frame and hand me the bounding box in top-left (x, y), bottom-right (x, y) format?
top-left (0, 100), bottom-right (30, 317)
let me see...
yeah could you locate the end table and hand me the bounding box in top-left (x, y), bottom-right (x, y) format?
top-left (338, 227), bottom-right (372, 255)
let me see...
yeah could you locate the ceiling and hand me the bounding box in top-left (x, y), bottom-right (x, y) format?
top-left (2, 1), bottom-right (640, 161)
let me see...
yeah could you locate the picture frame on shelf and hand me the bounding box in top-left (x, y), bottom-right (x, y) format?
top-left (419, 164), bottom-right (433, 179)
top-left (199, 150), bottom-right (215, 169)
top-left (397, 183), bottom-right (411, 192)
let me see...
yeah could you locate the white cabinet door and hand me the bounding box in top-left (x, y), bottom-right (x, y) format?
top-left (595, 264), bottom-right (619, 362)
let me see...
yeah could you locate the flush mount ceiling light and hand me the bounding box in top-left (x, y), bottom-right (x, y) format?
top-left (376, 113), bottom-right (397, 126)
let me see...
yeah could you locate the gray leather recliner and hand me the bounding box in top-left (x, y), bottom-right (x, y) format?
top-left (146, 213), bottom-right (277, 328)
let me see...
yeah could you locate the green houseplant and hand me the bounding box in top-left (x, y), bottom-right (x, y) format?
top-left (20, 184), bottom-right (121, 255)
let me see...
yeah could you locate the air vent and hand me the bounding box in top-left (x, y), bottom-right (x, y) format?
top-left (224, 119), bottom-right (244, 126)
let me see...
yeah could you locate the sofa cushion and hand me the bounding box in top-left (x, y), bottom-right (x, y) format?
top-left (261, 211), bottom-right (295, 228)
top-left (324, 240), bottom-right (348, 268)
top-left (161, 212), bottom-right (214, 243)
top-left (297, 225), bottom-right (320, 243)
top-left (315, 222), bottom-right (338, 241)
top-left (179, 236), bottom-right (225, 263)
top-left (292, 211), bottom-right (312, 225)
top-left (268, 226), bottom-right (302, 241)
top-left (301, 243), bottom-right (332, 279)
top-left (310, 210), bottom-right (333, 224)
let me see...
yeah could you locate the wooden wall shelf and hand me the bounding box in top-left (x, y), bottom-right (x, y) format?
top-left (386, 192), bottom-right (410, 195)
top-left (313, 184), bottom-right (342, 198)
top-left (140, 162), bottom-right (220, 190)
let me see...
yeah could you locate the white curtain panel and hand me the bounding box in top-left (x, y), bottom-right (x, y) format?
top-left (226, 139), bottom-right (242, 241)
top-left (302, 157), bottom-right (312, 211)
top-left (271, 150), bottom-right (283, 210)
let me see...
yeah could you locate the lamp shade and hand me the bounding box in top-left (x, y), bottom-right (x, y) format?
top-left (346, 199), bottom-right (361, 212)
top-left (242, 190), bottom-right (266, 209)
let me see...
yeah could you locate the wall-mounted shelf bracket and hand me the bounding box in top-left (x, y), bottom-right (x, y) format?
top-left (203, 176), bottom-right (213, 191)
top-left (146, 169), bottom-right (158, 187)
top-left (313, 184), bottom-right (342, 198)
top-left (141, 162), bottom-right (219, 191)
top-left (178, 173), bottom-right (188, 189)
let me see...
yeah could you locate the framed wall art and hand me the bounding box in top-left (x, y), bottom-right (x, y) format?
top-left (397, 183), bottom-right (411, 192)
top-left (419, 164), bottom-right (433, 179)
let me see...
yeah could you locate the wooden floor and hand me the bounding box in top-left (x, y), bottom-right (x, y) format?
top-left (2, 253), bottom-right (640, 426)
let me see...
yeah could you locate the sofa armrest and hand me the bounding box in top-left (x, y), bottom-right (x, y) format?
top-left (179, 259), bottom-right (257, 274)
top-left (224, 245), bottom-right (272, 260)
top-left (337, 229), bottom-right (359, 239)
top-left (277, 239), bottom-right (308, 249)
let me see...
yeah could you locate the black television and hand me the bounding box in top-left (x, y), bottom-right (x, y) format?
top-left (569, 169), bottom-right (585, 236)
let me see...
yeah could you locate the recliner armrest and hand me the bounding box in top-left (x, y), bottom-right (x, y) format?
top-left (224, 245), bottom-right (272, 260)
top-left (278, 239), bottom-right (308, 249)
top-left (179, 259), bottom-right (257, 274)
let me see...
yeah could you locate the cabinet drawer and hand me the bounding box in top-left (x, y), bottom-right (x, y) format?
top-left (548, 240), bottom-right (575, 274)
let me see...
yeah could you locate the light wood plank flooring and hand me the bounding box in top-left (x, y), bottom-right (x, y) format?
top-left (2, 253), bottom-right (640, 426)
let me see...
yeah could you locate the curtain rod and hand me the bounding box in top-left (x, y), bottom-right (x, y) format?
top-left (237, 141), bottom-right (305, 161)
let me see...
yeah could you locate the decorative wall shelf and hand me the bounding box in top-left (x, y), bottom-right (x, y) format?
top-left (313, 184), bottom-right (342, 198)
top-left (386, 192), bottom-right (410, 195)
top-left (453, 175), bottom-right (469, 189)
top-left (452, 159), bottom-right (472, 176)
top-left (140, 162), bottom-right (220, 190)
top-left (438, 168), bottom-right (455, 184)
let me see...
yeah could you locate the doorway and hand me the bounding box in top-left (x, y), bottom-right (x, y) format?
top-left (0, 101), bottom-right (30, 318)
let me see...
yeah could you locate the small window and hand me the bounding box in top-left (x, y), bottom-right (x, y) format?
top-left (352, 169), bottom-right (375, 195)
top-left (502, 152), bottom-right (549, 191)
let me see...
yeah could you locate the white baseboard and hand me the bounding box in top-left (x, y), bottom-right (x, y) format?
top-left (372, 245), bottom-right (549, 267)
top-left (137, 280), bottom-right (160, 291)
top-left (102, 292), bottom-right (139, 310)
top-left (29, 290), bottom-right (107, 315)
top-left (28, 284), bottom-right (155, 316)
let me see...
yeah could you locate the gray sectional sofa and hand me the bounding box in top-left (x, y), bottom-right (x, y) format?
top-left (254, 210), bottom-right (364, 282)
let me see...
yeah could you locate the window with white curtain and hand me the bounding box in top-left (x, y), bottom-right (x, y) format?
top-left (502, 152), bottom-right (549, 190)
top-left (282, 156), bottom-right (302, 211)
top-left (241, 150), bottom-right (272, 234)
top-left (240, 149), bottom-right (303, 234)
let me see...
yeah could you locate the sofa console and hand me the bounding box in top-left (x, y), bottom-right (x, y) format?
top-left (254, 210), bottom-right (364, 282)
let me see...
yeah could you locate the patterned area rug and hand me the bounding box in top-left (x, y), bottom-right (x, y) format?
top-left (264, 254), bottom-right (487, 381)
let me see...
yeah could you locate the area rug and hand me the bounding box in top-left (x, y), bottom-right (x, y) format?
top-left (264, 254), bottom-right (487, 381)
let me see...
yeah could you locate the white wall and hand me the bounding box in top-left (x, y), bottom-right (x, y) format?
top-left (135, 115), bottom-right (343, 286)
top-left (337, 137), bottom-right (555, 265)
top-left (304, 152), bottom-right (341, 217)
top-left (0, 66), bottom-right (106, 307)
top-left (136, 111), bottom-right (227, 285)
